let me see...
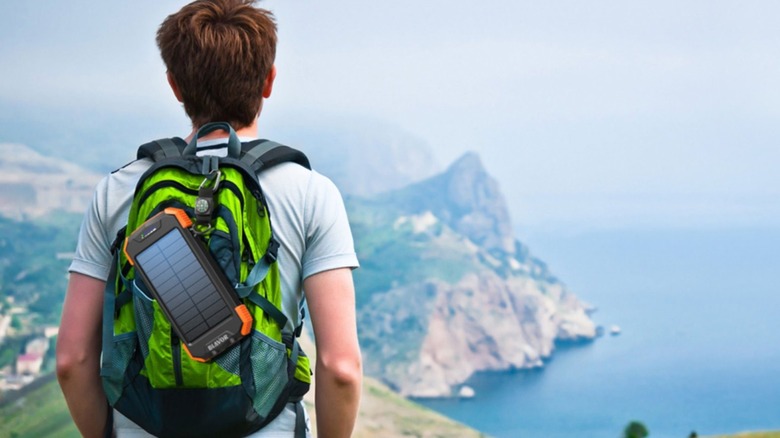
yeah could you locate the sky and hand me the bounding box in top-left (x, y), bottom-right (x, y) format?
top-left (2, 1), bottom-right (779, 234)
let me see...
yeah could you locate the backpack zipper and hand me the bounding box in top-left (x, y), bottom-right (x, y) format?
top-left (171, 332), bottom-right (184, 386)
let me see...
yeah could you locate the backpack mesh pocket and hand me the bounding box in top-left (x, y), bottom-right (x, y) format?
top-left (103, 332), bottom-right (137, 404)
top-left (214, 342), bottom-right (241, 376)
top-left (249, 330), bottom-right (289, 417)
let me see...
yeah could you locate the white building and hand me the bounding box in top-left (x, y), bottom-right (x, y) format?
top-left (16, 353), bottom-right (43, 376)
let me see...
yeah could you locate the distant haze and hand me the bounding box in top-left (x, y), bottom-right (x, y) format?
top-left (2, 1), bottom-right (779, 233)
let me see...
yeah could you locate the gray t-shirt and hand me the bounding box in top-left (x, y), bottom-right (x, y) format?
top-left (69, 138), bottom-right (359, 334)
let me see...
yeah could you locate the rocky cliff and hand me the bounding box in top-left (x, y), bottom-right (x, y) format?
top-left (374, 152), bottom-right (515, 253)
top-left (350, 153), bottom-right (596, 397)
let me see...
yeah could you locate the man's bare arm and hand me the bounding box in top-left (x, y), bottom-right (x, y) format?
top-left (304, 268), bottom-right (363, 438)
top-left (56, 272), bottom-right (109, 438)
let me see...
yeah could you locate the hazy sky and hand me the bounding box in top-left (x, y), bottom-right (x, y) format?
top-left (2, 1), bottom-right (779, 233)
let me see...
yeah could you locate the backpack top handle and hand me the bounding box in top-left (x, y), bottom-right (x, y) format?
top-left (183, 121), bottom-right (242, 158)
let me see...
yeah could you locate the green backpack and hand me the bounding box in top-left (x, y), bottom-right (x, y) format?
top-left (101, 122), bottom-right (312, 438)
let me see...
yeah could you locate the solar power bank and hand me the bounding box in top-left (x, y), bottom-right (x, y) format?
top-left (123, 208), bottom-right (252, 362)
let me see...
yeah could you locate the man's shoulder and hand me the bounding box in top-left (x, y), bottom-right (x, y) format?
top-left (259, 161), bottom-right (341, 198)
top-left (111, 157), bottom-right (153, 175)
top-left (102, 157), bottom-right (153, 191)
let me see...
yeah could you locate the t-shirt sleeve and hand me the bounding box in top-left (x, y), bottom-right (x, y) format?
top-left (301, 171), bottom-right (359, 280)
top-left (69, 176), bottom-right (113, 281)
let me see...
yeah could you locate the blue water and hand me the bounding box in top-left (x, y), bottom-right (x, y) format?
top-left (418, 227), bottom-right (780, 437)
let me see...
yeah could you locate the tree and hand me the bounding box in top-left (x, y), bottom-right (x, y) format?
top-left (10, 314), bottom-right (22, 330)
top-left (623, 421), bottom-right (649, 438)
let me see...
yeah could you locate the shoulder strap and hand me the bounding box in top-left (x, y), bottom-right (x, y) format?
top-left (136, 137), bottom-right (187, 162)
top-left (132, 138), bottom-right (310, 196)
top-left (240, 140), bottom-right (311, 174)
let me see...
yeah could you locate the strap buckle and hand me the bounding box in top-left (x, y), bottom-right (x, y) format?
top-left (264, 237), bottom-right (280, 264)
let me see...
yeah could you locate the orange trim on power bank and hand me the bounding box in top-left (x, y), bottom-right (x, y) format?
top-left (164, 207), bottom-right (193, 228)
top-left (235, 304), bottom-right (253, 336)
top-left (182, 344), bottom-right (208, 363)
top-left (123, 238), bottom-right (135, 266)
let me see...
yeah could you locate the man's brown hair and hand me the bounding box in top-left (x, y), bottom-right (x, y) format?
top-left (156, 0), bottom-right (277, 129)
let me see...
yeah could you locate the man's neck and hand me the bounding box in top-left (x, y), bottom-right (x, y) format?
top-left (184, 120), bottom-right (259, 142)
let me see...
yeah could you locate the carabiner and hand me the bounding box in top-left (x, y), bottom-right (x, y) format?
top-left (199, 169), bottom-right (222, 192)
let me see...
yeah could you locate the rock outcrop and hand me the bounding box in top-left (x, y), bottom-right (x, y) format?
top-left (376, 152), bottom-right (514, 254)
top-left (351, 152), bottom-right (596, 397)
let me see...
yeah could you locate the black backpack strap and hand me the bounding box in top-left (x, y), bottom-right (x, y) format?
top-left (294, 400), bottom-right (306, 438)
top-left (136, 137), bottom-right (187, 162)
top-left (103, 404), bottom-right (114, 438)
top-left (240, 140), bottom-right (311, 173)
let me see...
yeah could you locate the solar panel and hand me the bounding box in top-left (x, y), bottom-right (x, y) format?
top-left (135, 230), bottom-right (233, 341)
top-left (124, 208), bottom-right (252, 362)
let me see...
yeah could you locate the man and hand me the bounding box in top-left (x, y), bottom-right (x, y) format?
top-left (55, 1), bottom-right (363, 436)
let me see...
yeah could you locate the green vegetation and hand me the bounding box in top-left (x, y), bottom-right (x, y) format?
top-left (41, 336), bottom-right (58, 374)
top-left (615, 422), bottom-right (780, 438)
top-left (623, 421), bottom-right (649, 438)
top-left (708, 433), bottom-right (780, 438)
top-left (0, 213), bottom-right (82, 325)
top-left (0, 372), bottom-right (485, 438)
top-left (0, 213), bottom-right (81, 366)
top-left (0, 375), bottom-right (79, 438)
top-left (348, 197), bottom-right (483, 308)
top-left (0, 214), bottom-right (81, 398)
top-left (353, 376), bottom-right (487, 438)
top-left (0, 337), bottom-right (23, 370)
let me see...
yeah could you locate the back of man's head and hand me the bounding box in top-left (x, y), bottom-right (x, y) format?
top-left (157, 0), bottom-right (277, 129)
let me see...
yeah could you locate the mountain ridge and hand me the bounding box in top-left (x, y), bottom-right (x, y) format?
top-left (371, 151), bottom-right (515, 254)
top-left (0, 143), bottom-right (101, 219)
top-left (349, 151), bottom-right (596, 397)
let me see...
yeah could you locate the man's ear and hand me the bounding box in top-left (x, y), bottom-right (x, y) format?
top-left (262, 65), bottom-right (276, 99)
top-left (167, 71), bottom-right (183, 102)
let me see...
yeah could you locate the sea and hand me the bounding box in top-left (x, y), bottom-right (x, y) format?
top-left (417, 227), bottom-right (780, 438)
